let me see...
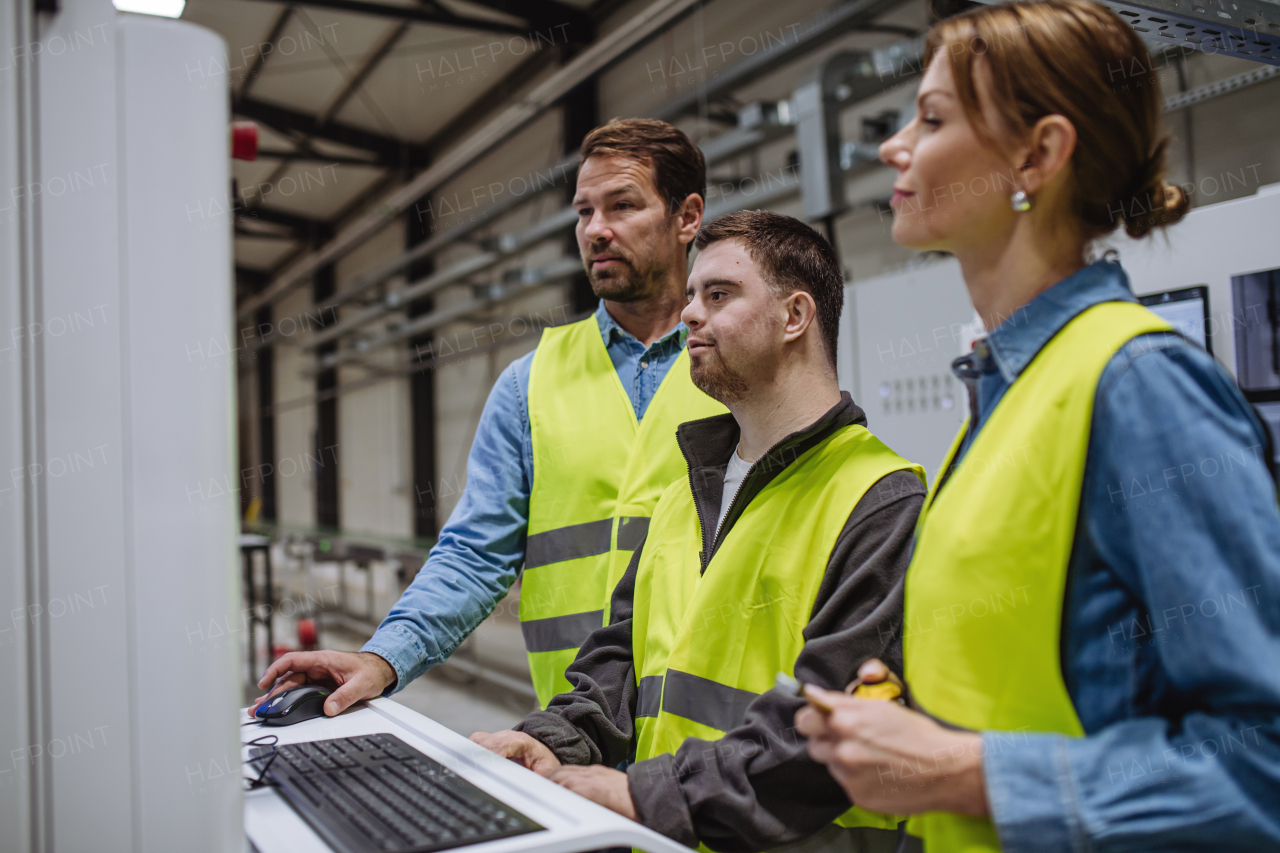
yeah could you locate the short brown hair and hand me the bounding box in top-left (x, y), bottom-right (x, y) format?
top-left (926, 0), bottom-right (1189, 239)
top-left (580, 118), bottom-right (706, 214)
top-left (694, 211), bottom-right (843, 369)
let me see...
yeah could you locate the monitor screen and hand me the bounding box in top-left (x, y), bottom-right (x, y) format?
top-left (1139, 285), bottom-right (1210, 353)
top-left (1230, 267), bottom-right (1280, 400)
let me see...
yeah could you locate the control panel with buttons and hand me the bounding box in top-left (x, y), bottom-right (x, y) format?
top-left (843, 258), bottom-right (973, 477)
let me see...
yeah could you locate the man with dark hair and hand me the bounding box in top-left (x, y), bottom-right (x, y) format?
top-left (474, 211), bottom-right (928, 852)
top-left (582, 117), bottom-right (707, 219)
top-left (251, 118), bottom-right (725, 714)
top-left (694, 209), bottom-right (844, 369)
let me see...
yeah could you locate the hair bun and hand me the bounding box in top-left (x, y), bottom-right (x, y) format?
top-left (1161, 182), bottom-right (1190, 219)
top-left (1124, 181), bottom-right (1189, 239)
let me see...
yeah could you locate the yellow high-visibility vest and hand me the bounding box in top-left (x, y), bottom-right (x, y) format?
top-left (522, 316), bottom-right (725, 708)
top-left (904, 302), bottom-right (1172, 852)
top-left (632, 422), bottom-right (925, 846)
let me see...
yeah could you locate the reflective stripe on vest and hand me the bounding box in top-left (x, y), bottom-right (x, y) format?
top-left (636, 674), bottom-right (663, 718)
top-left (519, 610), bottom-right (605, 653)
top-left (525, 518), bottom-right (613, 568)
top-left (523, 316), bottom-right (726, 708)
top-left (632, 424), bottom-right (926, 841)
top-left (904, 302), bottom-right (1172, 853)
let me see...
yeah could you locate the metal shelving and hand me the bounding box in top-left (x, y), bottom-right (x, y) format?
top-left (1104, 0), bottom-right (1280, 65)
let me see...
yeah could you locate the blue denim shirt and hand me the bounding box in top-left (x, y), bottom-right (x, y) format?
top-left (947, 261), bottom-right (1280, 851)
top-left (362, 301), bottom-right (687, 691)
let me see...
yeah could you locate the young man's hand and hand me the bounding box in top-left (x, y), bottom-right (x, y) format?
top-left (469, 730), bottom-right (562, 777)
top-left (250, 650), bottom-right (397, 718)
top-left (794, 659), bottom-right (989, 817)
top-left (549, 765), bottom-right (637, 820)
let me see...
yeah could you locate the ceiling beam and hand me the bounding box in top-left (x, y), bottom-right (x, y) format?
top-left (316, 19), bottom-right (410, 126)
top-left (421, 46), bottom-right (561, 154)
top-left (238, 166), bottom-right (407, 309)
top-left (234, 97), bottom-right (426, 168)
top-left (328, 169), bottom-right (405, 236)
top-left (235, 0), bottom-right (531, 34)
top-left (238, 5), bottom-right (293, 102)
top-left (292, 6), bottom-right (403, 142)
top-left (461, 0), bottom-right (593, 42)
top-left (237, 0), bottom-right (707, 321)
top-left (236, 8), bottom-right (416, 234)
top-left (257, 148), bottom-right (380, 167)
top-left (237, 204), bottom-right (329, 237)
top-left (236, 226), bottom-right (296, 241)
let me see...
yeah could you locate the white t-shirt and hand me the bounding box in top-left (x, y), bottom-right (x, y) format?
top-left (717, 445), bottom-right (754, 535)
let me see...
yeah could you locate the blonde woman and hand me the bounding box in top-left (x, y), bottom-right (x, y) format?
top-left (797, 2), bottom-right (1280, 851)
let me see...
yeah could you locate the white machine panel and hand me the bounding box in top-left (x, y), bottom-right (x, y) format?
top-left (243, 700), bottom-right (690, 853)
top-left (118, 13), bottom-right (242, 853)
top-left (849, 258), bottom-right (974, 479)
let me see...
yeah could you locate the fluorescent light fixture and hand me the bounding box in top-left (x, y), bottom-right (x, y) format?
top-left (113, 0), bottom-right (186, 17)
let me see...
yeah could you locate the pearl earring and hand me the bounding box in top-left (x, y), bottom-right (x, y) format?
top-left (1010, 190), bottom-right (1032, 212)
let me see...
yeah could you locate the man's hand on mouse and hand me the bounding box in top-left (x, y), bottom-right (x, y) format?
top-left (251, 650), bottom-right (397, 718)
top-left (469, 731), bottom-right (562, 777)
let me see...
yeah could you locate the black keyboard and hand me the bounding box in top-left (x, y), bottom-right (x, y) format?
top-left (251, 733), bottom-right (542, 853)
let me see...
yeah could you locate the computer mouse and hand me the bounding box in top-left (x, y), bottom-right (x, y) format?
top-left (255, 684), bottom-right (331, 726)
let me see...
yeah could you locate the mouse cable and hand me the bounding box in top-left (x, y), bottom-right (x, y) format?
top-left (242, 771), bottom-right (279, 791)
top-left (243, 734), bottom-right (280, 790)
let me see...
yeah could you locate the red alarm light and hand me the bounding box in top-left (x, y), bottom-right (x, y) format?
top-left (231, 122), bottom-right (258, 161)
top-left (296, 618), bottom-right (318, 650)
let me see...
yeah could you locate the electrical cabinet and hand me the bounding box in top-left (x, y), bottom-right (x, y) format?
top-left (842, 258), bottom-right (974, 479)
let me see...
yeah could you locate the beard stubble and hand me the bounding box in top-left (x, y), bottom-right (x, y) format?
top-left (690, 347), bottom-right (749, 404)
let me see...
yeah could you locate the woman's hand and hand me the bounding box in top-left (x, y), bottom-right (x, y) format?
top-left (795, 659), bottom-right (989, 817)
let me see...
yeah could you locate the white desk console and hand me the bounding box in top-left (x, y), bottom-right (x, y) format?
top-left (242, 698), bottom-right (688, 853)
